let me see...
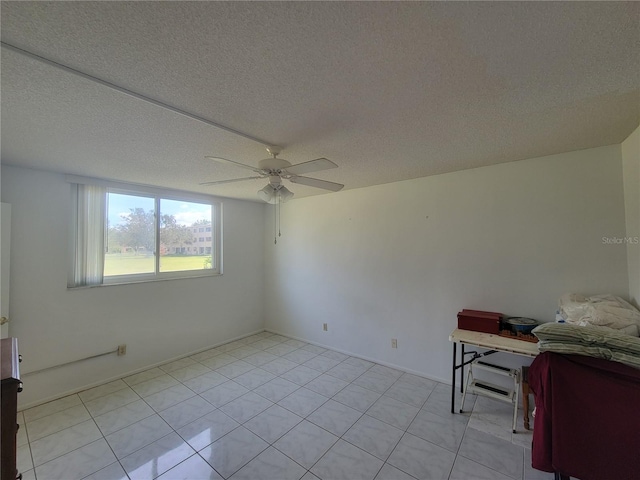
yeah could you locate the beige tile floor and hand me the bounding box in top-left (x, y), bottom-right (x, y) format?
top-left (17, 332), bottom-right (553, 480)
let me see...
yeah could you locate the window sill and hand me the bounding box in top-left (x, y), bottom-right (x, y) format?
top-left (68, 271), bottom-right (222, 290)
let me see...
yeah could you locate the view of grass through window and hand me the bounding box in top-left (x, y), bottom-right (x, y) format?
top-left (105, 193), bottom-right (213, 277)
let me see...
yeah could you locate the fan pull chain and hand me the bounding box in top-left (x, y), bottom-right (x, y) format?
top-left (278, 194), bottom-right (282, 239)
top-left (273, 192), bottom-right (284, 244)
top-left (272, 191), bottom-right (284, 245)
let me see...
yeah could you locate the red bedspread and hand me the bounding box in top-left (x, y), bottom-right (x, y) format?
top-left (529, 352), bottom-right (640, 480)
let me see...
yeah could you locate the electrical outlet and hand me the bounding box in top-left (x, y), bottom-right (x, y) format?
top-left (391, 339), bottom-right (398, 349)
top-left (323, 323), bottom-right (328, 331)
top-left (117, 344), bottom-right (127, 356)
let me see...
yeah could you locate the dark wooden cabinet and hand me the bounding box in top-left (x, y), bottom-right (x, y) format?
top-left (1, 337), bottom-right (21, 480)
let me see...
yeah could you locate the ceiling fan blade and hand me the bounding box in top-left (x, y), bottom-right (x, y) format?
top-left (205, 156), bottom-right (263, 173)
top-left (289, 176), bottom-right (344, 192)
top-left (199, 176), bottom-right (263, 186)
top-left (283, 158), bottom-right (338, 175)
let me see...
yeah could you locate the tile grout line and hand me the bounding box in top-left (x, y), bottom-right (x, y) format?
top-left (186, 340), bottom-right (353, 478)
top-left (256, 362), bottom-right (428, 479)
top-left (76, 387), bottom-right (127, 480)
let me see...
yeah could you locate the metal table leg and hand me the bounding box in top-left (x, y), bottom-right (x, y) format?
top-left (451, 341), bottom-right (456, 413)
top-left (460, 343), bottom-right (465, 393)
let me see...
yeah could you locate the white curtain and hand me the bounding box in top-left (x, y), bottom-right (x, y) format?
top-left (73, 184), bottom-right (106, 286)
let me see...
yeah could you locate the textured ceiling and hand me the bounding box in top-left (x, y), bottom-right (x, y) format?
top-left (1, 2), bottom-right (639, 202)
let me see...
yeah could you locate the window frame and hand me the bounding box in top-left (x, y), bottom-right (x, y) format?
top-left (68, 176), bottom-right (223, 288)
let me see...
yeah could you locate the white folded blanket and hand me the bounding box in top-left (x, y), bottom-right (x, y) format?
top-left (559, 293), bottom-right (640, 334)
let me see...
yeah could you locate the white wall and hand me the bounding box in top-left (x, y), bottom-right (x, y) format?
top-left (622, 125), bottom-right (640, 308)
top-left (264, 145), bottom-right (629, 382)
top-left (1, 165), bottom-right (265, 407)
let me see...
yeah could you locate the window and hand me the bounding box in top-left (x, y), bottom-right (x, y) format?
top-left (69, 178), bottom-right (221, 287)
top-left (105, 193), bottom-right (155, 276)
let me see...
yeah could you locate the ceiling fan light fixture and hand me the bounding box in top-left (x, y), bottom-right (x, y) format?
top-left (278, 186), bottom-right (294, 202)
top-left (257, 184), bottom-right (294, 204)
top-left (257, 184), bottom-right (277, 203)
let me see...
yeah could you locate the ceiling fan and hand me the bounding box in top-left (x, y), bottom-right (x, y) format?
top-left (200, 146), bottom-right (344, 204)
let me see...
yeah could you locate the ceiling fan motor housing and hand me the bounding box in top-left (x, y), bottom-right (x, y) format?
top-left (268, 175), bottom-right (282, 187)
top-left (258, 157), bottom-right (292, 172)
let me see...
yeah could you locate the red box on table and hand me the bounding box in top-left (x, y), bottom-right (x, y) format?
top-left (457, 309), bottom-right (503, 334)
